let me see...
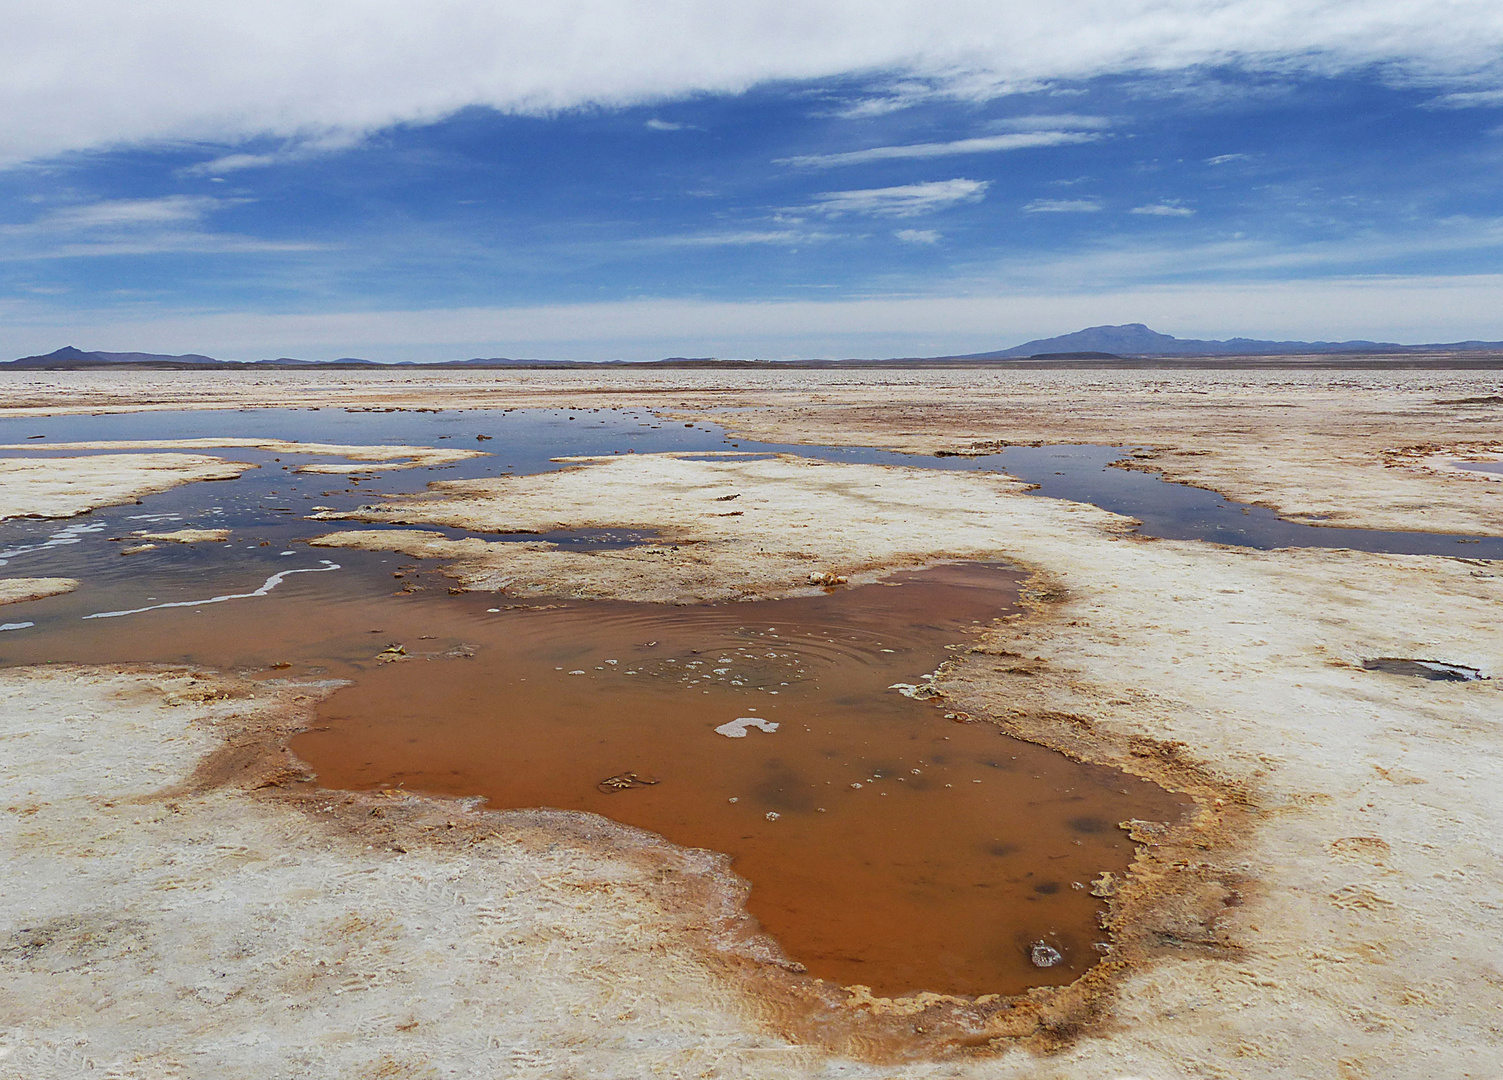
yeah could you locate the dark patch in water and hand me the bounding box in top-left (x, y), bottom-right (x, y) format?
top-left (1069, 816), bottom-right (1111, 834)
top-left (974, 445), bottom-right (1503, 559)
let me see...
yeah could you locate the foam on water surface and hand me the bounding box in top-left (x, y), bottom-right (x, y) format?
top-left (81, 561), bottom-right (342, 619)
top-left (714, 716), bottom-right (780, 738)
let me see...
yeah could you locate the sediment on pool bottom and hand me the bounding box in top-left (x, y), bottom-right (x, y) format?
top-left (287, 561), bottom-right (1190, 998)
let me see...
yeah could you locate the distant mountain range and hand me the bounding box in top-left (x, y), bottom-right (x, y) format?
top-left (6, 325), bottom-right (1503, 370)
top-left (968, 323), bottom-right (1503, 358)
top-left (2, 345), bottom-right (741, 370)
top-left (1, 346), bottom-right (561, 370)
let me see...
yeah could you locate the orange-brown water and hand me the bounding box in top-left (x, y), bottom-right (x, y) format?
top-left (1, 541), bottom-right (1185, 999)
top-left (288, 562), bottom-right (1187, 998)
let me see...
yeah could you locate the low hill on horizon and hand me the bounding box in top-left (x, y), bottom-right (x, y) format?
top-left (968, 323), bottom-right (1503, 358)
top-left (7, 327), bottom-right (1503, 370)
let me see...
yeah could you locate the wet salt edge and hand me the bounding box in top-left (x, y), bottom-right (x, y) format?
top-left (81, 561), bottom-right (342, 620)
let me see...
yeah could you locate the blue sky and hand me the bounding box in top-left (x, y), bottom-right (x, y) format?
top-left (3, 2), bottom-right (1503, 360)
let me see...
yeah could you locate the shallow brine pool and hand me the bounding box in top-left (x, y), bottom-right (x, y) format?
top-left (4, 405), bottom-right (1493, 998)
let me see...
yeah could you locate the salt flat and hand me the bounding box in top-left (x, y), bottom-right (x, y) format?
top-left (0, 368), bottom-right (1499, 1078)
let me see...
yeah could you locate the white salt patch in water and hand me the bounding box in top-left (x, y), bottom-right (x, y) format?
top-left (714, 717), bottom-right (780, 738)
top-left (0, 521), bottom-right (108, 566)
top-left (0, 622), bottom-right (34, 632)
top-left (82, 561), bottom-right (342, 620)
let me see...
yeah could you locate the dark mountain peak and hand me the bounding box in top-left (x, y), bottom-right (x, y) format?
top-left (11, 346), bottom-right (225, 367)
top-left (961, 323), bottom-right (1455, 358)
top-left (982, 324), bottom-right (1187, 357)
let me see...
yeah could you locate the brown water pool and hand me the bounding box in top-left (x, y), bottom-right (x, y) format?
top-left (2, 536), bottom-right (1186, 999)
top-left (287, 561), bottom-right (1187, 998)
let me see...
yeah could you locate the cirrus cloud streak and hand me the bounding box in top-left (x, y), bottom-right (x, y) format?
top-left (809, 179), bottom-right (989, 216)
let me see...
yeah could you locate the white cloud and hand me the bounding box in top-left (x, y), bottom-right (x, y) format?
top-left (810, 179), bottom-right (988, 217)
top-left (1131, 202), bottom-right (1195, 216)
top-left (189, 153), bottom-right (286, 174)
top-left (1425, 88), bottom-right (1503, 108)
top-left (894, 228), bottom-right (941, 243)
top-left (183, 132), bottom-right (362, 175)
top-left (1023, 198), bottom-right (1102, 213)
top-left (660, 229), bottom-right (826, 246)
top-left (777, 131), bottom-right (1098, 168)
top-left (951, 216), bottom-right (1503, 291)
top-left (826, 81), bottom-right (936, 118)
top-left (38, 196), bottom-right (221, 229)
top-left (6, 1), bottom-right (1502, 165)
top-left (1205, 152), bottom-right (1251, 165)
top-left (16, 236), bottom-right (327, 258)
top-left (990, 113), bottom-right (1113, 131)
top-left (645, 118), bottom-right (692, 130)
top-left (0, 195), bottom-right (323, 258)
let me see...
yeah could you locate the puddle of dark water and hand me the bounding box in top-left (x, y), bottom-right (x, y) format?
top-left (1361, 658), bottom-right (1487, 681)
top-left (966, 445), bottom-right (1503, 558)
top-left (1455, 459), bottom-right (1503, 476)
top-left (2, 407), bottom-right (1500, 559)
